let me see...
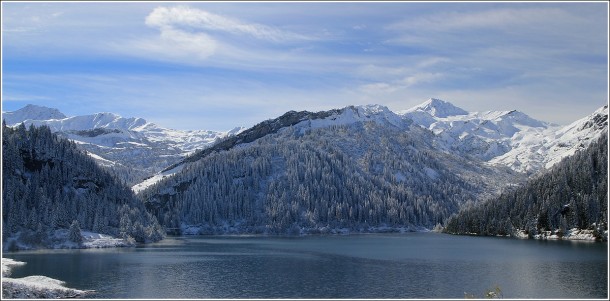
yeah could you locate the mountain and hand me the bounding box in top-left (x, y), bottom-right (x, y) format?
top-left (2, 104), bottom-right (67, 125)
top-left (444, 132), bottom-right (608, 240)
top-left (491, 105), bottom-right (609, 171)
top-left (2, 105), bottom-right (244, 185)
top-left (398, 98), bottom-right (608, 174)
top-left (2, 123), bottom-right (164, 250)
top-left (3, 100), bottom-right (606, 238)
top-left (133, 105), bottom-right (407, 192)
top-left (137, 105), bottom-right (518, 234)
top-left (401, 98), bottom-right (469, 119)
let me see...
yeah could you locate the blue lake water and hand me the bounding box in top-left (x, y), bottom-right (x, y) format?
top-left (3, 232), bottom-right (607, 299)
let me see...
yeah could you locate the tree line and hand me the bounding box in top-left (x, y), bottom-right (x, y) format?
top-left (2, 121), bottom-right (164, 249)
top-left (139, 121), bottom-right (509, 234)
top-left (444, 132), bottom-right (608, 239)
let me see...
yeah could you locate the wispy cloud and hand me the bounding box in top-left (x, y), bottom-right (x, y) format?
top-left (118, 5), bottom-right (321, 68)
top-left (145, 6), bottom-right (311, 42)
top-left (2, 2), bottom-right (607, 130)
top-left (131, 27), bottom-right (217, 61)
top-left (389, 7), bottom-right (575, 31)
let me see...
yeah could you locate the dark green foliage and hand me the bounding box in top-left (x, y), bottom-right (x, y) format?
top-left (2, 123), bottom-right (164, 247)
top-left (444, 133), bottom-right (608, 239)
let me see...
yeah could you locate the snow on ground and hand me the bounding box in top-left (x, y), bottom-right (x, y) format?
top-left (2, 258), bottom-right (93, 299)
top-left (4, 229), bottom-right (135, 251)
top-left (132, 164), bottom-right (184, 193)
top-left (2, 259), bottom-right (25, 277)
top-left (513, 228), bottom-right (601, 241)
top-left (85, 151), bottom-right (117, 167)
top-left (80, 231), bottom-right (135, 248)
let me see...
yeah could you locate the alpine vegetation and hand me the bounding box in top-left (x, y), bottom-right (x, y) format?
top-left (2, 122), bottom-right (164, 250)
top-left (2, 104), bottom-right (243, 186)
top-left (138, 105), bottom-right (517, 235)
top-left (444, 132), bottom-right (608, 240)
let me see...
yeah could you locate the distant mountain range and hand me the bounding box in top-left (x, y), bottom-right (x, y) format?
top-left (2, 98), bottom-right (607, 235)
top-left (3, 99), bottom-right (607, 189)
top-left (398, 98), bottom-right (608, 173)
top-left (3, 104), bottom-right (244, 185)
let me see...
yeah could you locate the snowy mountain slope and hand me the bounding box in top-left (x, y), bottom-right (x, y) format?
top-left (158, 105), bottom-right (410, 174)
top-left (138, 105), bottom-right (518, 234)
top-left (2, 104), bottom-right (67, 125)
top-left (3, 105), bottom-right (244, 184)
top-left (490, 105), bottom-right (608, 171)
top-left (398, 98), bottom-right (607, 174)
top-left (135, 105), bottom-right (410, 192)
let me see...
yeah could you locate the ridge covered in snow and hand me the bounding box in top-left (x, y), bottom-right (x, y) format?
top-left (398, 98), bottom-right (608, 174)
top-left (2, 104), bottom-right (67, 125)
top-left (401, 98), bottom-right (469, 118)
top-left (135, 104), bottom-right (412, 193)
top-left (491, 104), bottom-right (608, 171)
top-left (3, 105), bottom-right (244, 184)
top-left (4, 100), bottom-right (606, 188)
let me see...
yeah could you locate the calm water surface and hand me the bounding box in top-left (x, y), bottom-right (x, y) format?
top-left (3, 232), bottom-right (608, 299)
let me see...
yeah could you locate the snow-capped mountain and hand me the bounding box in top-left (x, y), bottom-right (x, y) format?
top-left (398, 98), bottom-right (608, 174)
top-left (137, 103), bottom-right (517, 234)
top-left (2, 105), bottom-right (244, 184)
top-left (134, 104), bottom-right (411, 192)
top-left (2, 104), bottom-right (67, 124)
top-left (490, 104), bottom-right (608, 171)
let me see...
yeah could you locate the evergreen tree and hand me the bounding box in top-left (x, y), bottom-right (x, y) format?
top-left (444, 132), bottom-right (608, 240)
top-left (68, 220), bottom-right (83, 244)
top-left (2, 123), bottom-right (165, 249)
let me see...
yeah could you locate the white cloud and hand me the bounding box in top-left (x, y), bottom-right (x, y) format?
top-left (358, 72), bottom-right (444, 96)
top-left (389, 7), bottom-right (578, 32)
top-left (123, 5), bottom-right (316, 65)
top-left (402, 72), bottom-right (444, 87)
top-left (141, 27), bottom-right (217, 60)
top-left (359, 82), bottom-right (399, 94)
top-left (145, 6), bottom-right (309, 42)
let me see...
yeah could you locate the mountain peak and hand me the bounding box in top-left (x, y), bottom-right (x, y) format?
top-left (3, 104), bottom-right (67, 125)
top-left (410, 98), bottom-right (469, 118)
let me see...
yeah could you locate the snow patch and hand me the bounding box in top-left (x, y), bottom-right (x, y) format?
top-left (513, 228), bottom-right (601, 241)
top-left (2, 258), bottom-right (94, 298)
top-left (423, 167), bottom-right (439, 180)
top-left (132, 164), bottom-right (184, 193)
top-left (3, 229), bottom-right (135, 251)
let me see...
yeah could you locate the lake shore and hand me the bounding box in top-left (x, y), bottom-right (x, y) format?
top-left (3, 229), bottom-right (135, 252)
top-left (2, 258), bottom-right (93, 299)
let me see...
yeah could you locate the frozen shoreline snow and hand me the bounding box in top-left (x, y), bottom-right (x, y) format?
top-left (513, 228), bottom-right (603, 241)
top-left (4, 229), bottom-right (135, 251)
top-left (2, 258), bottom-right (93, 299)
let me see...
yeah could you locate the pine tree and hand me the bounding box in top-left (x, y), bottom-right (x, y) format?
top-left (69, 220), bottom-right (83, 244)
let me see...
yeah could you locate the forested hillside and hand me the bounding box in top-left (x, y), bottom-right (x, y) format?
top-left (2, 122), bottom-right (164, 250)
top-left (139, 112), bottom-right (517, 234)
top-left (444, 132), bottom-right (608, 239)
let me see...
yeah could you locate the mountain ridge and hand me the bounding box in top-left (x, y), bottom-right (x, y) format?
top-left (398, 98), bottom-right (607, 173)
top-left (3, 99), bottom-right (607, 188)
top-left (2, 105), bottom-right (244, 185)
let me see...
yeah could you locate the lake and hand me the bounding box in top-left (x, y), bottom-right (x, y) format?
top-left (3, 232), bottom-right (607, 299)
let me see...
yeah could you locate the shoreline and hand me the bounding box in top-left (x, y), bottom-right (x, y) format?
top-left (445, 227), bottom-right (607, 242)
top-left (1, 258), bottom-right (94, 299)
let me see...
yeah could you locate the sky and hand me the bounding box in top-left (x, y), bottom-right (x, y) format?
top-left (1, 1), bottom-right (608, 131)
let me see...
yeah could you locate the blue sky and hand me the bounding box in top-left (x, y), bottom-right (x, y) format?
top-left (2, 1), bottom-right (608, 131)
